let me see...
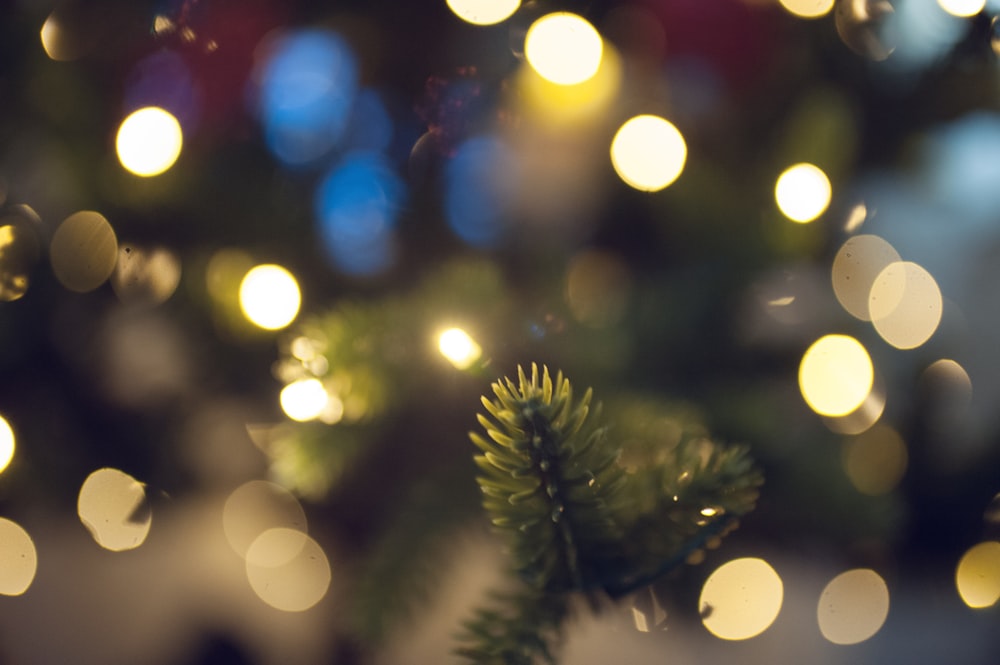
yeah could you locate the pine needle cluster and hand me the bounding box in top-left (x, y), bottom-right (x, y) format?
top-left (460, 364), bottom-right (763, 663)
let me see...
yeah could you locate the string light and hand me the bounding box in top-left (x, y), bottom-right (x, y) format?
top-left (239, 264), bottom-right (302, 331)
top-left (525, 13), bottom-right (603, 86)
top-left (775, 163), bottom-right (832, 223)
top-left (610, 115), bottom-right (687, 192)
top-left (116, 107), bottom-right (183, 177)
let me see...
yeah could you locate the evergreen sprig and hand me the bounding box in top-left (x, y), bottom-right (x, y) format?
top-left (461, 364), bottom-right (763, 663)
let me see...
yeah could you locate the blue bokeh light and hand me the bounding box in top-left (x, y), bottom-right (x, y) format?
top-left (314, 152), bottom-right (406, 276)
top-left (444, 136), bottom-right (516, 247)
top-left (258, 29), bottom-right (358, 167)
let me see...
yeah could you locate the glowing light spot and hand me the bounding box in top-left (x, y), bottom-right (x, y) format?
top-left (844, 203), bottom-right (869, 232)
top-left (565, 250), bottom-right (632, 328)
top-left (246, 528), bottom-right (331, 612)
top-left (799, 335), bottom-right (874, 417)
top-left (111, 244), bottom-right (182, 306)
top-left (775, 163), bottom-right (832, 223)
top-left (525, 13), bottom-right (603, 86)
top-left (0, 217), bottom-right (41, 302)
top-left (239, 264), bottom-right (301, 331)
top-left (0, 414), bottom-right (14, 474)
top-left (781, 0), bottom-right (835, 18)
top-left (116, 107), bottom-right (183, 177)
top-left (700, 557), bottom-right (783, 640)
top-left (314, 152), bottom-right (405, 276)
top-left (831, 234), bottom-right (902, 321)
top-left (956, 541), bottom-right (1000, 608)
top-left (223, 480), bottom-right (307, 558)
top-left (50, 211), bottom-right (118, 293)
top-left (438, 328), bottom-right (483, 370)
top-left (257, 29), bottom-right (358, 167)
top-left (0, 518), bottom-right (37, 596)
top-left (280, 379), bottom-right (329, 422)
top-left (937, 0), bottom-right (985, 17)
top-left (835, 0), bottom-right (895, 61)
top-left (611, 115), bottom-right (687, 192)
top-left (818, 569), bottom-right (890, 644)
top-left (77, 468), bottom-right (151, 552)
top-left (445, 136), bottom-right (517, 247)
top-left (447, 0), bottom-right (520, 25)
top-left (39, 11), bottom-right (91, 61)
top-left (842, 423), bottom-right (908, 495)
top-left (869, 261), bottom-right (942, 350)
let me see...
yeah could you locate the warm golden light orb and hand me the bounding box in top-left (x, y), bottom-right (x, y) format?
top-left (799, 334), bottom-right (874, 417)
top-left (525, 13), bottom-right (603, 86)
top-left (280, 378), bottom-right (329, 422)
top-left (438, 327), bottom-right (483, 370)
top-left (780, 0), bottom-right (835, 19)
top-left (610, 115), bottom-right (687, 192)
top-left (699, 557), bottom-right (783, 640)
top-left (0, 518), bottom-right (37, 596)
top-left (246, 528), bottom-right (332, 612)
top-left (775, 163), bottom-right (832, 223)
top-left (239, 264), bottom-right (302, 331)
top-left (938, 0), bottom-right (986, 17)
top-left (869, 261), bottom-right (942, 350)
top-left (817, 569), bottom-right (890, 644)
top-left (0, 414), bottom-right (14, 475)
top-left (50, 211), bottom-right (118, 293)
top-left (446, 0), bottom-right (520, 25)
top-left (956, 541), bottom-right (1000, 608)
top-left (116, 107), bottom-right (183, 177)
top-left (77, 468), bottom-right (152, 552)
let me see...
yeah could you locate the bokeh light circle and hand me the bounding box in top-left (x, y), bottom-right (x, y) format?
top-left (699, 557), bottom-right (783, 640)
top-left (842, 424), bottom-right (908, 496)
top-left (780, 0), bottom-right (835, 18)
top-left (937, 0), bottom-right (986, 17)
top-left (610, 115), bottom-right (687, 192)
top-left (77, 468), bottom-right (152, 551)
top-left (50, 211), bottom-right (118, 293)
top-left (869, 261), bottom-right (942, 350)
top-left (116, 107), bottom-right (183, 177)
top-left (246, 528), bottom-right (331, 612)
top-left (525, 13), bottom-right (603, 86)
top-left (280, 378), bottom-right (329, 422)
top-left (438, 328), bottom-right (483, 370)
top-left (447, 0), bottom-right (520, 25)
top-left (831, 234), bottom-right (902, 321)
top-left (0, 414), bottom-right (14, 474)
top-left (0, 518), bottom-right (37, 596)
top-left (818, 568), bottom-right (890, 644)
top-left (799, 335), bottom-right (874, 417)
top-left (239, 264), bottom-right (302, 331)
top-left (775, 163), bottom-right (832, 223)
top-left (956, 541), bottom-right (1000, 608)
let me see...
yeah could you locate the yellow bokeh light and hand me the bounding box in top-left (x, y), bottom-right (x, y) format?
top-left (956, 541), bottom-right (1000, 608)
top-left (817, 568), bottom-right (890, 644)
top-left (0, 518), bottom-right (37, 596)
top-left (823, 383), bottom-right (886, 435)
top-left (775, 163), bottom-right (832, 223)
top-left (0, 414), bottom-right (14, 474)
top-left (700, 557), bottom-right (783, 640)
top-left (799, 334), bottom-right (874, 417)
top-left (937, 0), bottom-right (986, 17)
top-left (239, 264), bottom-right (302, 331)
top-left (223, 480), bottom-right (307, 559)
top-left (438, 327), bottom-right (483, 370)
top-left (280, 378), bottom-right (329, 422)
top-left (869, 261), bottom-right (942, 350)
top-left (610, 115), bottom-right (687, 192)
top-left (116, 107), bottom-right (183, 177)
top-left (525, 13), bottom-right (603, 86)
top-left (77, 467), bottom-right (152, 552)
top-left (831, 234), bottom-right (902, 321)
top-left (780, 0), bottom-right (835, 18)
top-left (446, 0), bottom-right (520, 25)
top-left (50, 210), bottom-right (118, 293)
top-left (246, 528), bottom-right (332, 612)
top-left (842, 423), bottom-right (908, 495)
